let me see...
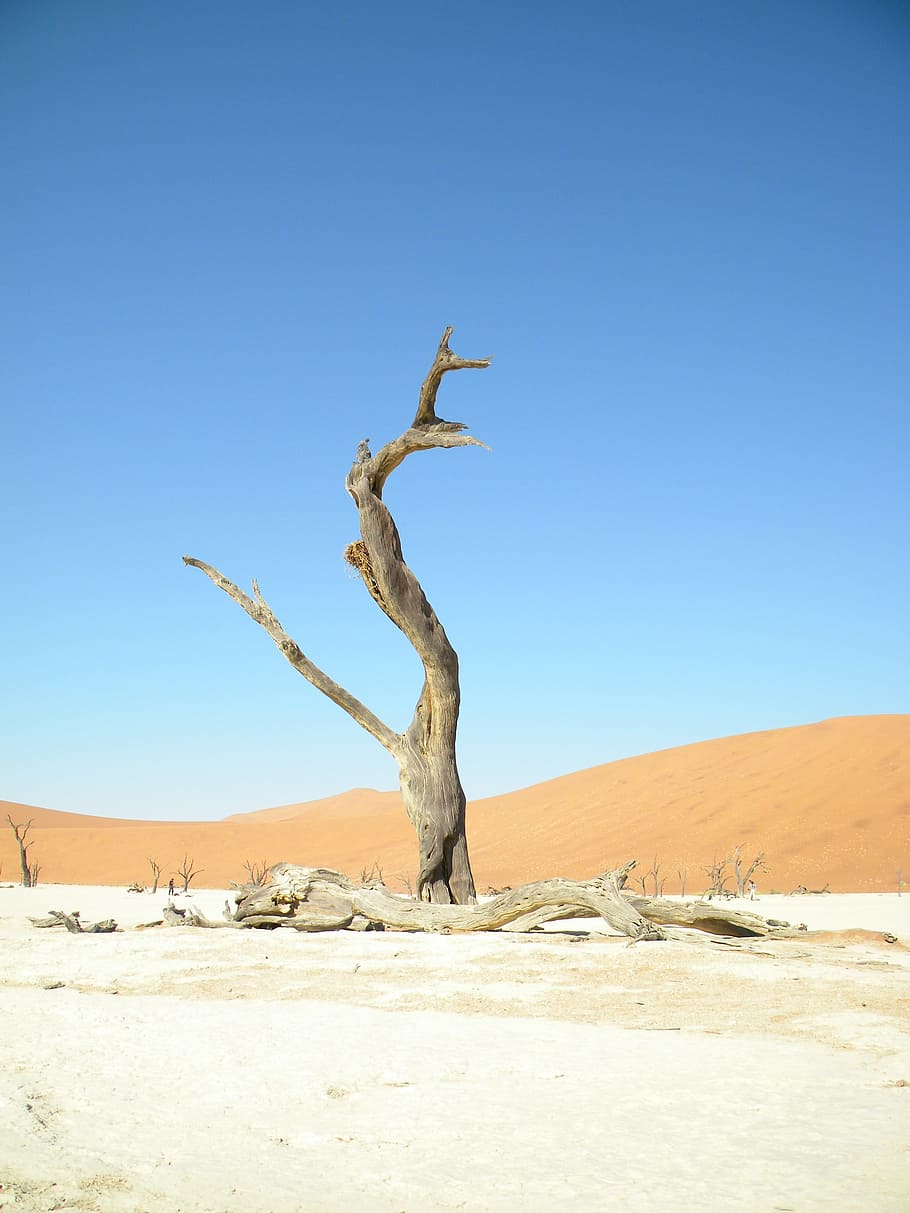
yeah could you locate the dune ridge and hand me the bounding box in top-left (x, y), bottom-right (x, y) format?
top-left (2, 714), bottom-right (907, 892)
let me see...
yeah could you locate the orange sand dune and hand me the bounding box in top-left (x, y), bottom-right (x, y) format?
top-left (223, 787), bottom-right (404, 824)
top-left (2, 715), bottom-right (907, 893)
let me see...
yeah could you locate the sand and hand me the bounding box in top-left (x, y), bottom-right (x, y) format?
top-left (3, 715), bottom-right (908, 894)
top-left (2, 884), bottom-right (909, 1212)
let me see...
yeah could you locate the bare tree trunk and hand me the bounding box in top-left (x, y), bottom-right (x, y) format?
top-left (731, 844), bottom-right (767, 897)
top-left (176, 854), bottom-right (202, 893)
top-left (148, 857), bottom-right (163, 894)
top-left (6, 816), bottom-right (35, 888)
top-left (184, 328), bottom-right (490, 904)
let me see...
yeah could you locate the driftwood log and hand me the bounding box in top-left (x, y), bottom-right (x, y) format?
top-left (183, 863), bottom-right (802, 940)
top-left (28, 910), bottom-right (118, 934)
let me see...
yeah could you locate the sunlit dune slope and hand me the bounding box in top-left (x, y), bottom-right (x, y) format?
top-left (466, 715), bottom-right (909, 894)
top-left (2, 716), bottom-right (906, 893)
top-left (223, 788), bottom-right (404, 824)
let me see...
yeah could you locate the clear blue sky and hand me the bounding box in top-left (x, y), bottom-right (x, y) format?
top-left (2, 1), bottom-right (907, 821)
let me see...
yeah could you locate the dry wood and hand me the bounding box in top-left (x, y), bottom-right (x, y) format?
top-left (184, 328), bottom-right (491, 905)
top-left (147, 857), bottom-right (164, 894)
top-left (29, 913), bottom-right (69, 929)
top-left (624, 896), bottom-right (802, 938)
top-left (28, 910), bottom-right (118, 933)
top-left (28, 873), bottom-right (805, 943)
top-left (6, 815), bottom-right (36, 887)
top-left (163, 901), bottom-right (190, 926)
top-left (501, 896), bottom-right (804, 939)
top-left (180, 863), bottom-right (806, 941)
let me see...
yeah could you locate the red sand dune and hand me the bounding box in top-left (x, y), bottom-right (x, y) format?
top-left (2, 715), bottom-right (907, 893)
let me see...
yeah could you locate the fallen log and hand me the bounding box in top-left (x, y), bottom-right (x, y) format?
top-left (496, 898), bottom-right (804, 938)
top-left (162, 901), bottom-right (190, 926)
top-left (185, 863), bottom-right (800, 940)
top-left (29, 913), bottom-right (69, 929)
top-left (625, 896), bottom-right (803, 937)
top-left (28, 910), bottom-right (118, 933)
top-left (187, 863), bottom-right (662, 938)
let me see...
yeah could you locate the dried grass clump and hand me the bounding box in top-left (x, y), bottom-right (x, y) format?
top-left (343, 540), bottom-right (381, 598)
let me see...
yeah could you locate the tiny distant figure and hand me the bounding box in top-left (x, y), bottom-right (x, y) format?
top-left (749, 880), bottom-right (757, 901)
top-left (168, 878), bottom-right (175, 897)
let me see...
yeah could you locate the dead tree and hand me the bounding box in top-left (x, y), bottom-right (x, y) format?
top-left (6, 816), bottom-right (36, 887)
top-left (642, 855), bottom-right (665, 897)
top-left (148, 857), bottom-right (164, 894)
top-left (175, 854), bottom-right (202, 894)
top-left (730, 844), bottom-right (768, 897)
top-left (703, 855), bottom-right (729, 898)
top-left (184, 327), bottom-right (491, 905)
top-left (359, 860), bottom-right (385, 887)
top-left (242, 859), bottom-right (271, 887)
top-left (677, 861), bottom-right (688, 900)
top-left (29, 909), bottom-right (117, 933)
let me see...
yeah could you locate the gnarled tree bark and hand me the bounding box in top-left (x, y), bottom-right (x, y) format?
top-left (184, 328), bottom-right (490, 904)
top-left (183, 863), bottom-right (803, 941)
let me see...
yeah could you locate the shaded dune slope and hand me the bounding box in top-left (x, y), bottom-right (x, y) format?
top-left (2, 716), bottom-right (906, 893)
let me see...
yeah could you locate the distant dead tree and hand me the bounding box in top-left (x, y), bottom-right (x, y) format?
top-left (242, 859), bottom-right (271, 887)
top-left (175, 854), bottom-right (203, 894)
top-left (677, 861), bottom-right (688, 900)
top-left (6, 816), bottom-right (37, 887)
top-left (147, 857), bottom-right (164, 894)
top-left (359, 860), bottom-right (385, 887)
top-left (637, 856), bottom-right (664, 897)
top-left (184, 328), bottom-right (492, 905)
top-left (703, 855), bottom-right (730, 898)
top-left (730, 845), bottom-right (768, 897)
top-left (898, 867), bottom-right (904, 898)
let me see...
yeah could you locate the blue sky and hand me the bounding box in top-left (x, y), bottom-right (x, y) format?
top-left (2, 1), bottom-right (908, 821)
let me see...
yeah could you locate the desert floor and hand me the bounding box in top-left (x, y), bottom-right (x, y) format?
top-left (1, 885), bottom-right (908, 1213)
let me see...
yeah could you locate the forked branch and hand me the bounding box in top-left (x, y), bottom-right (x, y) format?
top-left (355, 421), bottom-right (490, 500)
top-left (412, 325), bottom-right (492, 428)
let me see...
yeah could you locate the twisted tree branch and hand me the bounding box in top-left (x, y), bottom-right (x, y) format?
top-left (182, 556), bottom-right (400, 754)
top-left (412, 325), bottom-right (492, 429)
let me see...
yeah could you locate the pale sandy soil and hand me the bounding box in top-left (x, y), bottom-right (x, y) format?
top-left (1, 885), bottom-right (909, 1213)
